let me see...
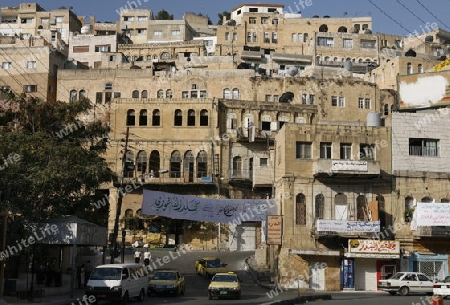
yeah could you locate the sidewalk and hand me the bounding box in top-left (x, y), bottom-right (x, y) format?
top-left (0, 288), bottom-right (85, 305)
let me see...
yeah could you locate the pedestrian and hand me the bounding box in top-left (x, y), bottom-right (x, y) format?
top-left (143, 251), bottom-right (151, 266)
top-left (84, 260), bottom-right (94, 287)
top-left (134, 250), bottom-right (142, 264)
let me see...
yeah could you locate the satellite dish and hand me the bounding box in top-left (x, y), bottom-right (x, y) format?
top-left (288, 67), bottom-right (299, 76)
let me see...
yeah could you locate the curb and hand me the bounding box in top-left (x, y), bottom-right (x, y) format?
top-left (263, 294), bottom-right (333, 304)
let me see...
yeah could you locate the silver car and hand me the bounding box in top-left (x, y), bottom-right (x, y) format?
top-left (433, 275), bottom-right (450, 297)
top-left (378, 272), bottom-right (434, 296)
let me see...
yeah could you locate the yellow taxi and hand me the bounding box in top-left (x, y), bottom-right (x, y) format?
top-left (195, 257), bottom-right (230, 279)
top-left (148, 269), bottom-right (185, 296)
top-left (208, 272), bottom-right (242, 300)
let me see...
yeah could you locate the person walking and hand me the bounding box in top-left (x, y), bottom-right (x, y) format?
top-left (143, 251), bottom-right (151, 266)
top-left (134, 250), bottom-right (142, 264)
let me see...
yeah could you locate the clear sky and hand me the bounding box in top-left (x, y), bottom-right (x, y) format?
top-left (1, 0), bottom-right (449, 36)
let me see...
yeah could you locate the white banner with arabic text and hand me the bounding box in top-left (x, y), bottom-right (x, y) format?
top-left (416, 202), bottom-right (450, 226)
top-left (142, 190), bottom-right (277, 224)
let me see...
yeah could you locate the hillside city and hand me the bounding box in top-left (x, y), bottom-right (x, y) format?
top-left (1, 1), bottom-right (450, 300)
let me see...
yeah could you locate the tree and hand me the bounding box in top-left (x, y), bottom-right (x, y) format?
top-left (0, 94), bottom-right (117, 226)
top-left (155, 9), bottom-right (173, 20)
top-left (217, 11), bottom-right (231, 25)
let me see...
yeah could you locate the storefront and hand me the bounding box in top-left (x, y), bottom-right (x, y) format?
top-left (342, 239), bottom-right (400, 291)
top-left (401, 252), bottom-right (448, 281)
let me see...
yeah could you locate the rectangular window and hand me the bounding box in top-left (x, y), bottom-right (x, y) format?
top-left (339, 97), bottom-right (345, 107)
top-left (109, 55), bottom-right (116, 62)
top-left (343, 38), bottom-right (353, 48)
top-left (265, 95), bottom-right (272, 102)
top-left (296, 142), bottom-right (312, 159)
top-left (23, 85), bottom-right (37, 93)
top-left (153, 30), bottom-right (162, 36)
top-left (105, 92), bottom-right (112, 103)
top-left (225, 32), bottom-right (229, 40)
top-left (302, 94), bottom-right (307, 104)
top-left (252, 32), bottom-right (257, 42)
top-left (309, 94), bottom-right (315, 105)
top-left (292, 33), bottom-right (297, 43)
top-left (171, 30), bottom-right (180, 36)
top-left (358, 97), bottom-right (364, 109)
top-left (272, 18), bottom-right (278, 24)
top-left (55, 16), bottom-right (64, 23)
top-left (340, 143), bottom-right (352, 160)
top-left (137, 29), bottom-right (147, 35)
top-left (261, 17), bottom-right (268, 24)
top-left (272, 32), bottom-right (278, 43)
top-left (261, 121), bottom-right (271, 131)
top-left (364, 98), bottom-right (371, 109)
top-left (361, 39), bottom-right (376, 49)
top-left (331, 96), bottom-right (338, 107)
top-left (27, 61), bottom-right (36, 69)
top-left (199, 90), bottom-right (207, 98)
top-left (247, 32), bottom-right (252, 42)
top-left (95, 45), bottom-right (111, 52)
top-left (260, 158), bottom-right (268, 166)
top-left (190, 91), bottom-right (198, 98)
top-left (21, 18), bottom-right (33, 24)
top-left (317, 37), bottom-right (334, 47)
top-left (41, 18), bottom-right (49, 24)
top-left (138, 16), bottom-right (148, 21)
top-left (249, 17), bottom-right (256, 24)
top-left (360, 144), bottom-right (375, 160)
top-left (232, 32), bottom-right (237, 41)
top-left (123, 16), bottom-right (134, 21)
top-left (2, 62), bottom-right (12, 69)
top-left (274, 95), bottom-right (279, 102)
top-left (320, 142), bottom-right (332, 159)
top-left (409, 138), bottom-right (439, 157)
top-left (73, 45), bottom-right (90, 53)
top-left (113, 92), bottom-right (121, 98)
top-left (96, 92), bottom-right (102, 104)
top-left (182, 91), bottom-right (189, 98)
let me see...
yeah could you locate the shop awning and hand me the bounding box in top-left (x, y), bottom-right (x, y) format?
top-left (290, 249), bottom-right (341, 256)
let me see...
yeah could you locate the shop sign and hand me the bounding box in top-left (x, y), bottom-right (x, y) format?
top-left (348, 239), bottom-right (399, 254)
top-left (267, 215), bottom-right (282, 245)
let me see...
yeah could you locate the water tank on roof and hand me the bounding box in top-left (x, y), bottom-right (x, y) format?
top-left (367, 112), bottom-right (381, 127)
top-left (343, 60), bottom-right (352, 71)
top-left (80, 25), bottom-right (91, 34)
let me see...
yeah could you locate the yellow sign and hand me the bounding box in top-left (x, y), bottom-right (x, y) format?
top-left (434, 59), bottom-right (450, 72)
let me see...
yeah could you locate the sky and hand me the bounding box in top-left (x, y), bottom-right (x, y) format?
top-left (1, 0), bottom-right (450, 37)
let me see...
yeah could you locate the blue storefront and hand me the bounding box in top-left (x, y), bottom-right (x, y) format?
top-left (401, 252), bottom-right (448, 281)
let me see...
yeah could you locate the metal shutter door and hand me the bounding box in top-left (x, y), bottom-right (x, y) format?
top-left (355, 258), bottom-right (377, 291)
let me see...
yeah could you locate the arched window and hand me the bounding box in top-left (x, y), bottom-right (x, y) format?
top-left (315, 194), bottom-right (324, 219)
top-left (141, 90), bottom-right (148, 98)
top-left (125, 150), bottom-right (135, 178)
top-left (303, 33), bottom-right (308, 42)
top-left (356, 195), bottom-right (367, 221)
top-left (126, 109), bottom-right (135, 126)
top-left (223, 88), bottom-right (231, 99)
top-left (418, 64), bottom-right (423, 73)
top-left (149, 150), bottom-right (160, 178)
top-left (232, 156), bottom-right (242, 178)
top-left (421, 196), bottom-right (433, 203)
top-left (296, 193), bottom-right (306, 225)
top-left (187, 109), bottom-right (196, 126)
top-left (152, 109), bottom-right (160, 126)
top-left (405, 196), bottom-right (414, 222)
top-left (146, 55), bottom-right (152, 61)
top-left (232, 88), bottom-right (240, 99)
top-left (338, 26), bottom-right (347, 32)
top-left (335, 193), bottom-right (348, 220)
top-left (184, 151), bottom-right (194, 182)
top-left (132, 90), bottom-right (139, 98)
top-left (166, 89), bottom-right (172, 98)
top-left (377, 195), bottom-right (387, 233)
top-left (157, 89), bottom-right (164, 98)
top-left (70, 90), bottom-right (77, 102)
top-left (170, 151), bottom-right (181, 178)
top-left (161, 52), bottom-right (170, 59)
top-left (407, 62), bottom-right (412, 74)
top-left (319, 24), bottom-right (328, 32)
top-left (125, 209), bottom-right (133, 217)
top-left (200, 109), bottom-right (209, 126)
top-left (197, 150), bottom-right (208, 178)
top-left (384, 104), bottom-right (389, 116)
top-left (79, 90), bottom-right (86, 99)
top-left (136, 150), bottom-right (147, 174)
top-left (174, 109), bottom-right (182, 126)
top-left (139, 109), bottom-right (147, 126)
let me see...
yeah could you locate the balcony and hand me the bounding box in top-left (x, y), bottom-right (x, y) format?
top-left (413, 226), bottom-right (450, 238)
top-left (314, 159), bottom-right (380, 177)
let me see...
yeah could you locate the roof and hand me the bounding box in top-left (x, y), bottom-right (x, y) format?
top-left (232, 3), bottom-right (284, 12)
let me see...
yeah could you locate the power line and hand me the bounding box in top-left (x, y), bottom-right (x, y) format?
top-left (415, 0), bottom-right (450, 30)
top-left (395, 0), bottom-right (427, 25)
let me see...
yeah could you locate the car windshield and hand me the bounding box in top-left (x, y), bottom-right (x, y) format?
top-left (389, 272), bottom-right (404, 280)
top-left (444, 276), bottom-right (450, 283)
top-left (206, 260), bottom-right (222, 268)
top-left (89, 268), bottom-right (122, 280)
top-left (153, 272), bottom-right (177, 280)
top-left (213, 275), bottom-right (237, 282)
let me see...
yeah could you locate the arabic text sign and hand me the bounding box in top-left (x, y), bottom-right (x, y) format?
top-left (267, 215), bottom-right (282, 245)
top-left (331, 160), bottom-right (368, 172)
top-left (416, 202), bottom-right (450, 226)
top-left (316, 220), bottom-right (380, 232)
top-left (142, 190), bottom-right (277, 224)
top-left (348, 239), bottom-right (400, 254)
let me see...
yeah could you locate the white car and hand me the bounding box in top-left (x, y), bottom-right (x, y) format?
top-left (433, 276), bottom-right (450, 297)
top-left (378, 272), bottom-right (434, 296)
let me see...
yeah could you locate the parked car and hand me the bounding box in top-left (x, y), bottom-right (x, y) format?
top-left (433, 275), bottom-right (450, 297)
top-left (208, 272), bottom-right (242, 300)
top-left (195, 257), bottom-right (230, 279)
top-left (148, 269), bottom-right (185, 296)
top-left (85, 263), bottom-right (147, 304)
top-left (378, 272), bottom-right (434, 296)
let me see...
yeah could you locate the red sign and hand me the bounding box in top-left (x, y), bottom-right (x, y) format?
top-left (267, 215), bottom-right (282, 245)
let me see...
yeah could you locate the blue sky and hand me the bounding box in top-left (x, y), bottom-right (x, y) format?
top-left (1, 0), bottom-right (449, 36)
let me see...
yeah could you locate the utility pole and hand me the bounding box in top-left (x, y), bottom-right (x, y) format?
top-left (111, 127), bottom-right (130, 264)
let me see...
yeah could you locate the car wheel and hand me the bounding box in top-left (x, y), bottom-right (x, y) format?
top-left (137, 288), bottom-right (145, 301)
top-left (122, 291), bottom-right (129, 305)
top-left (388, 291), bottom-right (396, 296)
top-left (399, 286), bottom-right (410, 296)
